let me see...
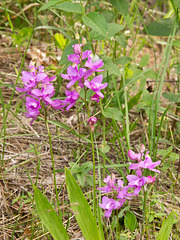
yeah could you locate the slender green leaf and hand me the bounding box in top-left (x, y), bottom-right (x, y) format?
top-left (156, 211), bottom-right (175, 240)
top-left (34, 186), bottom-right (69, 240)
top-left (124, 211), bottom-right (137, 232)
top-left (103, 107), bottom-right (124, 121)
top-left (82, 12), bottom-right (108, 37)
top-left (65, 168), bottom-right (101, 240)
top-left (110, 0), bottom-right (129, 15)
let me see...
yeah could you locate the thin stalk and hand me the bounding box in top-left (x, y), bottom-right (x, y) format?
top-left (84, 94), bottom-right (96, 218)
top-left (90, 131), bottom-right (96, 219)
top-left (99, 99), bottom-right (106, 179)
top-left (142, 188), bottom-right (148, 240)
top-left (45, 118), bottom-right (61, 217)
top-left (122, 68), bottom-right (130, 150)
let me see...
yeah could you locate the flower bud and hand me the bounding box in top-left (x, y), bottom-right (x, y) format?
top-left (75, 32), bottom-right (80, 40)
top-left (88, 116), bottom-right (97, 132)
top-left (128, 149), bottom-right (138, 160)
top-left (140, 144), bottom-right (145, 153)
top-left (73, 44), bottom-right (81, 55)
top-left (146, 176), bottom-right (156, 184)
top-left (82, 37), bottom-right (87, 46)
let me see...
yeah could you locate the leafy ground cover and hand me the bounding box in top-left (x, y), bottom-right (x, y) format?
top-left (0, 0), bottom-right (180, 239)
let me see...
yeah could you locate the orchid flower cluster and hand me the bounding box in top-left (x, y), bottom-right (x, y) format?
top-left (98, 144), bottom-right (161, 218)
top-left (61, 39), bottom-right (107, 106)
top-left (16, 38), bottom-right (107, 130)
top-left (16, 63), bottom-right (64, 125)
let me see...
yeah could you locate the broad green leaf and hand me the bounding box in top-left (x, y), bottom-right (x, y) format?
top-left (89, 23), bottom-right (124, 40)
top-left (102, 57), bottom-right (120, 76)
top-left (143, 69), bottom-right (157, 79)
top-left (139, 54), bottom-right (150, 68)
top-left (145, 18), bottom-right (174, 36)
top-left (122, 91), bottom-right (142, 115)
top-left (90, 30), bottom-right (106, 40)
top-left (156, 211), bottom-right (175, 240)
top-left (34, 186), bottom-right (69, 240)
top-left (65, 168), bottom-right (101, 240)
top-left (82, 12), bottom-right (108, 37)
top-left (110, 0), bottom-right (129, 16)
top-left (53, 1), bottom-right (83, 14)
top-left (38, 0), bottom-right (65, 11)
top-left (115, 33), bottom-right (127, 48)
top-left (107, 23), bottom-right (125, 37)
top-left (103, 107), bottom-right (123, 121)
top-left (162, 92), bottom-right (180, 103)
top-left (115, 56), bottom-right (132, 65)
top-left (101, 10), bottom-right (116, 23)
top-left (124, 211), bottom-right (137, 232)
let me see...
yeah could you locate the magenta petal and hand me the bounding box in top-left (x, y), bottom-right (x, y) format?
top-left (136, 168), bottom-right (142, 177)
top-left (61, 73), bottom-right (71, 80)
top-left (95, 91), bottom-right (104, 98)
top-left (134, 186), bottom-right (142, 196)
top-left (99, 82), bottom-right (108, 90)
top-left (31, 89), bottom-right (42, 97)
top-left (66, 79), bottom-right (77, 89)
top-left (128, 149), bottom-right (139, 160)
top-left (36, 73), bottom-right (47, 81)
top-left (68, 54), bottom-right (80, 64)
top-left (22, 71), bottom-right (34, 81)
top-left (91, 75), bottom-right (103, 84)
top-left (129, 163), bottom-right (139, 170)
top-left (43, 85), bottom-right (54, 95)
top-left (84, 69), bottom-right (93, 80)
top-left (104, 209), bottom-right (112, 218)
top-left (66, 102), bottom-right (75, 111)
top-left (127, 175), bottom-right (139, 182)
top-left (82, 50), bottom-right (92, 59)
top-left (84, 80), bottom-right (91, 89)
top-left (67, 66), bottom-right (77, 75)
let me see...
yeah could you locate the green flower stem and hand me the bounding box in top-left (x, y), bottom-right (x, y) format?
top-left (84, 95), bottom-right (96, 218)
top-left (45, 117), bottom-right (61, 217)
top-left (90, 131), bottom-right (96, 219)
top-left (99, 99), bottom-right (106, 179)
top-left (142, 188), bottom-right (148, 239)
